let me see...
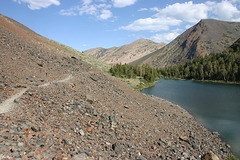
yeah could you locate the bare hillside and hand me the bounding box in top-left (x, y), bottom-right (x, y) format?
top-left (84, 39), bottom-right (165, 64)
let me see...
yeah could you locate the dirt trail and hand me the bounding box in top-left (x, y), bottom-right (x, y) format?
top-left (0, 88), bottom-right (28, 114)
top-left (39, 74), bottom-right (73, 87)
top-left (0, 75), bottom-right (73, 114)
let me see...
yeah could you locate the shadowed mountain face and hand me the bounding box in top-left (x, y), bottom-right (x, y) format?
top-left (229, 38), bottom-right (240, 52)
top-left (84, 39), bottom-right (165, 64)
top-left (0, 14), bottom-right (232, 159)
top-left (133, 19), bottom-right (240, 68)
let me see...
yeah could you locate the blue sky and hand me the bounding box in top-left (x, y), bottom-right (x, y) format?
top-left (1, 0), bottom-right (240, 51)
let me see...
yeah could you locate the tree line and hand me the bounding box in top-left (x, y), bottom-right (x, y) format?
top-left (109, 63), bottom-right (158, 82)
top-left (109, 40), bottom-right (240, 83)
top-left (159, 44), bottom-right (240, 82)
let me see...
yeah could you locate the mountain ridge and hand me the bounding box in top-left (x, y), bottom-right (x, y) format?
top-left (84, 39), bottom-right (166, 64)
top-left (132, 19), bottom-right (240, 68)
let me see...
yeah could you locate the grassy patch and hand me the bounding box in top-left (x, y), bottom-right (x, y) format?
top-left (49, 40), bottom-right (110, 72)
top-left (229, 155), bottom-right (239, 160)
top-left (35, 34), bottom-right (110, 72)
top-left (120, 77), bottom-right (155, 91)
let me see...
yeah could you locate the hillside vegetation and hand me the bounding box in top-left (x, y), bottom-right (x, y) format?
top-left (109, 64), bottom-right (158, 90)
top-left (159, 38), bottom-right (240, 83)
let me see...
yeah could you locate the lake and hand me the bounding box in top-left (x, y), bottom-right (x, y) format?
top-left (141, 79), bottom-right (240, 158)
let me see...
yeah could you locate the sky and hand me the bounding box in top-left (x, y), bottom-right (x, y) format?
top-left (1, 0), bottom-right (240, 51)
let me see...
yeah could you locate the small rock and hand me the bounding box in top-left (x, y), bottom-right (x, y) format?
top-left (212, 132), bottom-right (220, 137)
top-left (72, 153), bottom-right (93, 160)
top-left (90, 74), bottom-right (98, 81)
top-left (86, 127), bottom-right (92, 133)
top-left (93, 109), bottom-right (98, 116)
top-left (112, 143), bottom-right (122, 153)
top-left (181, 152), bottom-right (189, 158)
top-left (37, 63), bottom-right (43, 67)
top-left (179, 136), bottom-right (190, 144)
top-left (106, 142), bottom-right (111, 145)
top-left (18, 142), bottom-right (25, 148)
top-left (13, 99), bottom-right (21, 104)
top-left (39, 117), bottom-right (44, 122)
top-left (124, 105), bottom-right (129, 109)
top-left (201, 152), bottom-right (219, 160)
top-left (226, 144), bottom-right (231, 149)
top-left (86, 94), bottom-right (94, 104)
top-left (79, 129), bottom-right (85, 136)
top-left (109, 114), bottom-right (117, 129)
top-left (31, 126), bottom-right (38, 132)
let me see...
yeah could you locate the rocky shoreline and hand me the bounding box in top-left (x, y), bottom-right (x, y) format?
top-left (0, 70), bottom-right (232, 159)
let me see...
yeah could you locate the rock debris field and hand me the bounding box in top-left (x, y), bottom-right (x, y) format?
top-left (0, 14), bottom-right (233, 159)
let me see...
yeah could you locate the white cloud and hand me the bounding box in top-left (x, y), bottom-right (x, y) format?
top-left (79, 4), bottom-right (98, 15)
top-left (155, 1), bottom-right (209, 23)
top-left (60, 0), bottom-right (112, 20)
top-left (60, 8), bottom-right (77, 16)
top-left (150, 7), bottom-right (160, 12)
top-left (138, 8), bottom-right (148, 11)
top-left (120, 17), bottom-right (181, 32)
top-left (210, 0), bottom-right (240, 21)
top-left (119, 1), bottom-right (210, 33)
top-left (150, 32), bottom-right (180, 43)
top-left (154, 1), bottom-right (240, 23)
top-left (13, 0), bottom-right (60, 10)
top-left (83, 0), bottom-right (92, 5)
top-left (98, 9), bottom-right (112, 20)
top-left (112, 0), bottom-right (137, 8)
top-left (120, 0), bottom-right (240, 41)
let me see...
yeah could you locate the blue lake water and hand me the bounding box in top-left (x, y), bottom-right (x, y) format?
top-left (141, 79), bottom-right (240, 158)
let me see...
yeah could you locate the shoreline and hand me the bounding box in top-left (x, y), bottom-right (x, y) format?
top-left (162, 97), bottom-right (239, 159)
top-left (141, 78), bottom-right (240, 159)
top-left (118, 77), bottom-right (156, 91)
top-left (161, 77), bottom-right (240, 85)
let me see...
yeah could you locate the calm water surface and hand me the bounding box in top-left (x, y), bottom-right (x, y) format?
top-left (141, 79), bottom-right (240, 158)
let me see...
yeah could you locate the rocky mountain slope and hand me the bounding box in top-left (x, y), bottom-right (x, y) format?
top-left (229, 38), bottom-right (240, 51)
top-left (0, 14), bottom-right (232, 159)
top-left (132, 19), bottom-right (240, 68)
top-left (84, 39), bottom-right (165, 64)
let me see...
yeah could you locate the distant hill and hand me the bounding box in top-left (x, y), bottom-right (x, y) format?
top-left (132, 19), bottom-right (240, 68)
top-left (84, 39), bottom-right (165, 64)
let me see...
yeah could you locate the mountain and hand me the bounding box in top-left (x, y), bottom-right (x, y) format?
top-left (0, 14), bottom-right (232, 159)
top-left (229, 38), bottom-right (240, 52)
top-left (84, 39), bottom-right (165, 64)
top-left (132, 19), bottom-right (240, 68)
top-left (159, 37), bottom-right (240, 82)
